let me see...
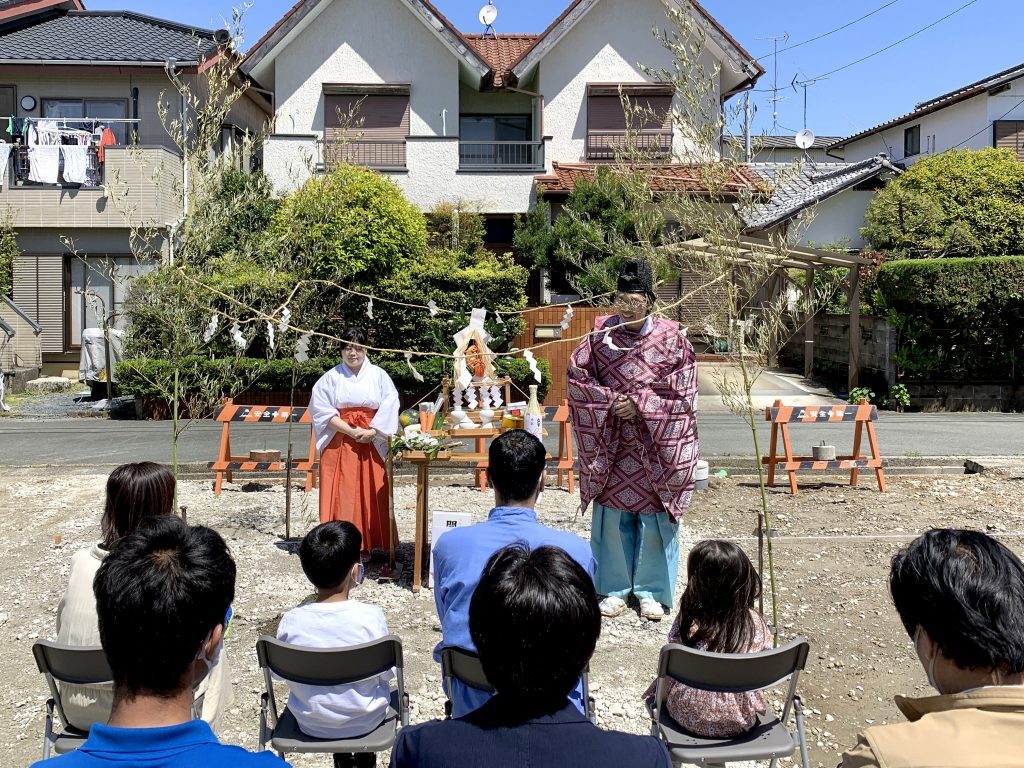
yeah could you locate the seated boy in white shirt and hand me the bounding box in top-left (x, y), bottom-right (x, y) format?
top-left (277, 520), bottom-right (394, 768)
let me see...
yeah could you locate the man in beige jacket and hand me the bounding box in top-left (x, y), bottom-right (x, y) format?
top-left (842, 528), bottom-right (1024, 768)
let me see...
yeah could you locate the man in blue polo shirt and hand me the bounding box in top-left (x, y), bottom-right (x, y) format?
top-left (432, 429), bottom-right (596, 717)
top-left (33, 516), bottom-right (287, 767)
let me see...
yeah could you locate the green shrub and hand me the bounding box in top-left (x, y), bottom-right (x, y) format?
top-left (0, 208), bottom-right (16, 296)
top-left (270, 165), bottom-right (428, 279)
top-left (863, 149), bottom-right (1024, 259)
top-left (881, 383), bottom-right (910, 411)
top-left (875, 256), bottom-right (1024, 380)
top-left (848, 386), bottom-right (875, 405)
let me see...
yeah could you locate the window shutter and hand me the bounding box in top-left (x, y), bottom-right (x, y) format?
top-left (324, 93), bottom-right (409, 141)
top-left (588, 95), bottom-right (628, 132)
top-left (994, 120), bottom-right (1024, 159)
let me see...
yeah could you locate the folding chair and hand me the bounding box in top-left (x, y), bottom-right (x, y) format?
top-left (32, 640), bottom-right (113, 760)
top-left (645, 637), bottom-right (812, 768)
top-left (440, 646), bottom-right (596, 725)
top-left (256, 635), bottom-right (409, 760)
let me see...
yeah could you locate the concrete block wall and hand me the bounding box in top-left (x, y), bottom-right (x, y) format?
top-left (786, 313), bottom-right (896, 386)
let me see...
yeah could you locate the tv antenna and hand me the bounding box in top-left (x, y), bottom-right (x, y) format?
top-left (791, 74), bottom-right (827, 131)
top-left (757, 33), bottom-right (789, 133)
top-left (479, 2), bottom-right (497, 35)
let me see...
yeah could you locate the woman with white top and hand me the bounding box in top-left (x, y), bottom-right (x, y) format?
top-left (310, 328), bottom-right (400, 555)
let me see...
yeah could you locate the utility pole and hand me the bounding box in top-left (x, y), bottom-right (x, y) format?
top-left (743, 91), bottom-right (752, 163)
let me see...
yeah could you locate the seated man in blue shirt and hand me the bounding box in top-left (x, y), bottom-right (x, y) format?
top-left (393, 544), bottom-right (670, 768)
top-left (432, 429), bottom-right (595, 717)
top-left (33, 516), bottom-right (288, 768)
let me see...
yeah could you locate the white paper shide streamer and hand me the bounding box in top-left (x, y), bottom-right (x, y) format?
top-left (202, 313), bottom-right (219, 343)
top-left (229, 322), bottom-right (246, 350)
top-left (560, 304), bottom-right (574, 330)
top-left (277, 307), bottom-right (292, 335)
top-left (366, 298), bottom-right (374, 319)
top-left (523, 348), bottom-right (542, 384)
top-left (266, 321), bottom-right (276, 352)
top-left (294, 334), bottom-right (311, 363)
top-left (490, 384), bottom-right (502, 408)
top-left (404, 352), bottom-right (424, 382)
top-left (427, 300), bottom-right (439, 317)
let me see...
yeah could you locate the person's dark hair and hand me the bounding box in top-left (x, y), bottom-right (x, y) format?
top-left (340, 327), bottom-right (368, 348)
top-left (100, 462), bottom-right (176, 550)
top-left (487, 430), bottom-right (546, 503)
top-left (94, 516), bottom-right (235, 697)
top-left (676, 540), bottom-right (761, 654)
top-left (890, 528), bottom-right (1024, 674)
top-left (470, 544), bottom-right (600, 712)
top-left (299, 520), bottom-right (362, 590)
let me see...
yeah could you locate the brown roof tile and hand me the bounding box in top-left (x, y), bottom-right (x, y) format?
top-left (536, 161), bottom-right (765, 196)
top-left (464, 33), bottom-right (538, 87)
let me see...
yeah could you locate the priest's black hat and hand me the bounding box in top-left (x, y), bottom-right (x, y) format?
top-left (616, 259), bottom-right (654, 300)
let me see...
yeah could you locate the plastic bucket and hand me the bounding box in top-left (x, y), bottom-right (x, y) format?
top-left (695, 459), bottom-right (709, 490)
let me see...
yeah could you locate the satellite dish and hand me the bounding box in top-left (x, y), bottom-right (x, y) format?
top-left (479, 3), bottom-right (498, 27)
top-left (795, 129), bottom-right (816, 150)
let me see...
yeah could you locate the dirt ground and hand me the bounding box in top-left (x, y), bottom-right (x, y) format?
top-left (2, 466), bottom-right (1023, 767)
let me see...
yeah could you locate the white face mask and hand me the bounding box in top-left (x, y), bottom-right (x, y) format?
top-left (195, 631), bottom-right (219, 677)
top-left (915, 627), bottom-right (939, 690)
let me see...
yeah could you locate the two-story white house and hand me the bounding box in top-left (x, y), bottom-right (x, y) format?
top-left (828, 60), bottom-right (1024, 165)
top-left (244, 0), bottom-right (764, 250)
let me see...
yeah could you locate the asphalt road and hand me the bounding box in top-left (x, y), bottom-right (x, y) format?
top-left (1, 411), bottom-right (1022, 466)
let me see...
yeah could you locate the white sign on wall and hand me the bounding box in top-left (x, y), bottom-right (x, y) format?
top-left (429, 511), bottom-right (473, 589)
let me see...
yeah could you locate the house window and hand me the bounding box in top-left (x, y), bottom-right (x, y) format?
top-left (994, 120), bottom-right (1024, 160)
top-left (42, 98), bottom-right (129, 144)
top-left (904, 124), bottom-right (921, 157)
top-left (0, 86), bottom-right (14, 142)
top-left (459, 115), bottom-right (538, 168)
top-left (587, 84), bottom-right (673, 161)
top-left (323, 86), bottom-right (410, 170)
top-left (65, 256), bottom-right (148, 349)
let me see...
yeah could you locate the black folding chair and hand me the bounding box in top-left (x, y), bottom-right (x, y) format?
top-left (440, 646), bottom-right (597, 724)
top-left (645, 637), bottom-right (812, 768)
top-left (256, 634), bottom-right (409, 760)
top-left (32, 640), bottom-right (113, 760)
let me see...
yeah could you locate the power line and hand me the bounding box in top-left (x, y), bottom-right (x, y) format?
top-left (809, 0), bottom-right (982, 80)
top-left (757, 0), bottom-right (902, 60)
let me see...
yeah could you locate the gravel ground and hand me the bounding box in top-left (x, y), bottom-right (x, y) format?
top-left (3, 466), bottom-right (1023, 767)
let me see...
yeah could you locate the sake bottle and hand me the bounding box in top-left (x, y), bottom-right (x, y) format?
top-left (525, 385), bottom-right (544, 440)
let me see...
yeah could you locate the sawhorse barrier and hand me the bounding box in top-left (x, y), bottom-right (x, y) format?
top-left (208, 400), bottom-right (319, 495)
top-left (763, 399), bottom-right (887, 495)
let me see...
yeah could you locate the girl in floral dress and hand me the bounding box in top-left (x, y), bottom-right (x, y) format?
top-left (644, 540), bottom-right (773, 737)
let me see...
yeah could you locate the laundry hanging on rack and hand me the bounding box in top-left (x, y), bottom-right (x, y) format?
top-left (97, 127), bottom-right (116, 163)
top-left (27, 145), bottom-right (60, 184)
top-left (0, 142), bottom-right (11, 190)
top-left (61, 145), bottom-right (89, 184)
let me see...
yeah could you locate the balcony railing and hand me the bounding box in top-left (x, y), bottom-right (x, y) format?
top-left (325, 139), bottom-right (406, 170)
top-left (459, 140), bottom-right (545, 171)
top-left (586, 130), bottom-right (673, 161)
top-left (11, 144), bottom-right (104, 187)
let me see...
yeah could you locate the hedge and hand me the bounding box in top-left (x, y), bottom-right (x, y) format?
top-left (116, 355), bottom-right (551, 411)
top-left (875, 256), bottom-right (1024, 381)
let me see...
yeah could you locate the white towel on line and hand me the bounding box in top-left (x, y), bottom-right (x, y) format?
top-left (61, 145), bottom-right (89, 184)
top-left (28, 146), bottom-right (60, 184)
top-left (0, 143), bottom-right (10, 189)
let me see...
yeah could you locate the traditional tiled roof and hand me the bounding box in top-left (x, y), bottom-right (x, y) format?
top-left (535, 161), bottom-right (766, 196)
top-left (725, 134), bottom-right (842, 150)
top-left (0, 10), bottom-right (224, 64)
top-left (830, 60), bottom-right (1024, 149)
top-left (741, 154), bottom-right (900, 232)
top-left (464, 33), bottom-right (538, 87)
